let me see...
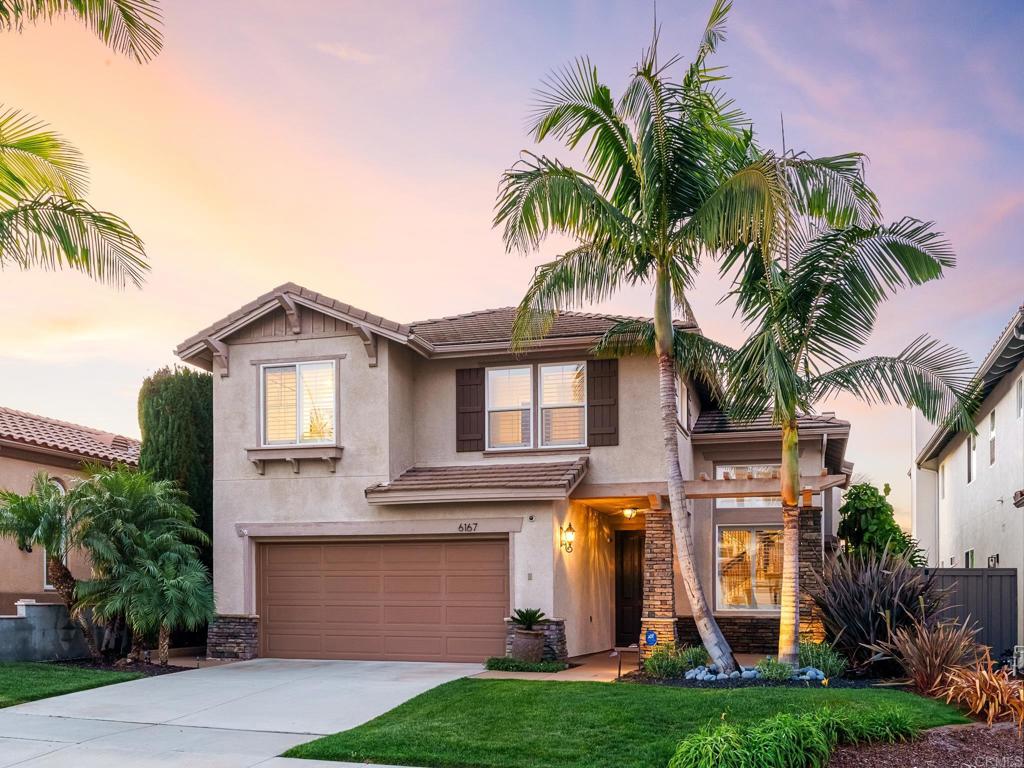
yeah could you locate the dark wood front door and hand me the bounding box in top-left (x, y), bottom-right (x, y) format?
top-left (615, 530), bottom-right (644, 647)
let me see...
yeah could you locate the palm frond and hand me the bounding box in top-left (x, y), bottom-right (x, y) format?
top-left (0, 194), bottom-right (148, 287)
top-left (784, 152), bottom-right (879, 227)
top-left (0, 0), bottom-right (163, 63)
top-left (810, 335), bottom-right (980, 433)
top-left (0, 107), bottom-right (87, 201)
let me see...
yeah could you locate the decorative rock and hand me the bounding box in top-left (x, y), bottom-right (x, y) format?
top-left (685, 669), bottom-right (697, 680)
top-left (716, 673), bottom-right (728, 680)
top-left (729, 671), bottom-right (740, 679)
top-left (798, 674), bottom-right (810, 681)
top-left (741, 670), bottom-right (757, 679)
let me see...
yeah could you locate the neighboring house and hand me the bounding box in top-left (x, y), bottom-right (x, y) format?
top-left (0, 407), bottom-right (140, 614)
top-left (911, 302), bottom-right (1024, 640)
top-left (175, 283), bottom-right (853, 663)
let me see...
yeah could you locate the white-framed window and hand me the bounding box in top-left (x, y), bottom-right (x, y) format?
top-left (676, 376), bottom-right (690, 431)
top-left (485, 362), bottom-right (587, 450)
top-left (538, 362), bottom-right (586, 448)
top-left (967, 433), bottom-right (977, 484)
top-left (715, 464), bottom-right (780, 509)
top-left (485, 365), bottom-right (533, 450)
top-left (989, 410), bottom-right (996, 466)
top-left (939, 464), bottom-right (945, 499)
top-left (964, 549), bottom-right (975, 569)
top-left (260, 360), bottom-right (336, 446)
top-left (43, 479), bottom-right (67, 590)
top-left (1017, 378), bottom-right (1023, 419)
top-left (716, 525), bottom-right (783, 611)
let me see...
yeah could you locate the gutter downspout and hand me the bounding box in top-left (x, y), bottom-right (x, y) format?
top-left (1015, 322), bottom-right (1024, 646)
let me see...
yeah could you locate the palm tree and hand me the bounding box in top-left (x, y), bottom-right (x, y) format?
top-left (0, 472), bottom-right (99, 655)
top-left (493, 1), bottom-right (869, 673)
top-left (0, 1), bottom-right (161, 286)
top-left (721, 190), bottom-right (979, 664)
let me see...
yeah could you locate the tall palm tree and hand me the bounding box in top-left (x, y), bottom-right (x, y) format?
top-left (493, 1), bottom-right (868, 673)
top-left (0, 1), bottom-right (161, 286)
top-left (721, 189), bottom-right (979, 664)
top-left (0, 472), bottom-right (99, 655)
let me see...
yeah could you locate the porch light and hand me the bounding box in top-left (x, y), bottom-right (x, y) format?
top-left (560, 523), bottom-right (575, 553)
top-left (621, 508), bottom-right (638, 520)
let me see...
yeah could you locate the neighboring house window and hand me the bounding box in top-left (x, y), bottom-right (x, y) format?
top-left (486, 366), bottom-right (533, 449)
top-left (964, 549), bottom-right (975, 568)
top-left (967, 434), bottom-right (977, 484)
top-left (43, 479), bottom-right (67, 590)
top-left (538, 362), bottom-right (586, 447)
top-left (261, 361), bottom-right (336, 446)
top-left (989, 410), bottom-right (996, 465)
top-left (939, 464), bottom-right (945, 499)
top-left (716, 526), bottom-right (783, 611)
top-left (677, 376), bottom-right (690, 431)
top-left (1017, 378), bottom-right (1023, 419)
top-left (715, 464), bottom-right (780, 508)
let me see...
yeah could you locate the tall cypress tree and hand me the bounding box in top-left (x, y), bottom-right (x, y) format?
top-left (137, 366), bottom-right (213, 560)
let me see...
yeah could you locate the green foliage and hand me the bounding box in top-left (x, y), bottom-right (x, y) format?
top-left (798, 642), bottom-right (848, 679)
top-left (0, 472), bottom-right (84, 562)
top-left (644, 646), bottom-right (689, 679)
top-left (668, 706), bottom-right (918, 768)
top-left (809, 547), bottom-right (944, 670)
top-left (837, 483), bottom-right (926, 565)
top-left (484, 657), bottom-right (567, 673)
top-left (866, 610), bottom-right (978, 693)
top-left (679, 645), bottom-right (710, 670)
top-left (138, 366), bottom-right (213, 556)
top-left (511, 608), bottom-right (545, 630)
top-left (755, 657), bottom-right (794, 682)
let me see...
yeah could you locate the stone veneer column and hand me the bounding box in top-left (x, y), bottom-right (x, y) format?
top-left (504, 618), bottom-right (568, 662)
top-left (207, 614), bottom-right (259, 660)
top-left (798, 506), bottom-right (826, 642)
top-left (640, 508), bottom-right (678, 659)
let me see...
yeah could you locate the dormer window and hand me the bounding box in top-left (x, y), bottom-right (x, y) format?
top-left (261, 361), bottom-right (336, 446)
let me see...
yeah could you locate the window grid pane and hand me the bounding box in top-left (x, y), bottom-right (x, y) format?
top-left (541, 406), bottom-right (585, 446)
top-left (717, 527), bottom-right (782, 611)
top-left (488, 410), bottom-right (531, 449)
top-left (540, 363), bottom-right (584, 406)
top-left (300, 363), bottom-right (335, 443)
top-left (487, 368), bottom-right (532, 409)
top-left (264, 366), bottom-right (297, 444)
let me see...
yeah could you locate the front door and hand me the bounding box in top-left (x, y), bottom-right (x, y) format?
top-left (614, 530), bottom-right (644, 647)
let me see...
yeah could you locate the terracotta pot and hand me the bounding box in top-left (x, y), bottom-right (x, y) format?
top-left (511, 628), bottom-right (545, 663)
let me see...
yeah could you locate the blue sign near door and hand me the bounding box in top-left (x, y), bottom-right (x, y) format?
top-left (644, 629), bottom-right (658, 646)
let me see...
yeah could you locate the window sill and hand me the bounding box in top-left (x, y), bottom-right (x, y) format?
top-left (246, 445), bottom-right (343, 474)
top-left (483, 446), bottom-right (590, 458)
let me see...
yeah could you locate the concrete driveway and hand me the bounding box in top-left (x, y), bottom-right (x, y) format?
top-left (0, 658), bottom-right (480, 767)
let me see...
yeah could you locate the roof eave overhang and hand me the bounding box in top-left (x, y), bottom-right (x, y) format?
top-left (0, 438), bottom-right (135, 469)
top-left (364, 486), bottom-right (575, 505)
top-left (691, 425), bottom-right (851, 444)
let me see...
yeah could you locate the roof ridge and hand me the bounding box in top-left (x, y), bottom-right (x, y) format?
top-left (0, 406), bottom-right (139, 445)
top-left (408, 305), bottom-right (694, 327)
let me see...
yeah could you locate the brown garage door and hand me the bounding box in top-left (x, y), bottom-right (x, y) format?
top-left (257, 538), bottom-right (509, 662)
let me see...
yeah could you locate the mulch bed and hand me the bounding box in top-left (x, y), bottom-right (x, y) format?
top-left (54, 658), bottom-right (188, 677)
top-left (829, 722), bottom-right (1024, 768)
top-left (620, 670), bottom-right (877, 689)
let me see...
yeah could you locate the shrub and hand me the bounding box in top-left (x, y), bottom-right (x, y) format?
top-left (644, 645), bottom-right (688, 679)
top-left (484, 657), bottom-right (567, 673)
top-left (836, 483), bottom-right (925, 566)
top-left (939, 648), bottom-right (1024, 731)
top-left (679, 645), bottom-right (709, 670)
top-left (798, 642), bottom-right (847, 679)
top-left (866, 610), bottom-right (978, 693)
top-left (808, 547), bottom-right (945, 670)
top-left (755, 657), bottom-right (794, 682)
top-left (510, 608), bottom-right (545, 630)
top-left (668, 707), bottom-right (918, 768)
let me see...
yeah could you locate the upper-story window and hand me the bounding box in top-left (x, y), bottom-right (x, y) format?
top-left (261, 361), bottom-right (336, 446)
top-left (1017, 378), bottom-right (1023, 419)
top-left (967, 433), bottom-right (977, 484)
top-left (989, 410), bottom-right (996, 465)
top-left (485, 362), bottom-right (585, 450)
top-left (715, 464), bottom-right (780, 508)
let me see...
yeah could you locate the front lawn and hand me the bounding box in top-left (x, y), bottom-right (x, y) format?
top-left (285, 679), bottom-right (967, 768)
top-left (0, 662), bottom-right (141, 708)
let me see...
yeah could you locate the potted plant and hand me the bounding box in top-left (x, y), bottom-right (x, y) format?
top-left (510, 608), bottom-right (546, 662)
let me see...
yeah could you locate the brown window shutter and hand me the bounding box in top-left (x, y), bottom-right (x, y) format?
top-left (455, 368), bottom-right (485, 452)
top-left (587, 359), bottom-right (618, 447)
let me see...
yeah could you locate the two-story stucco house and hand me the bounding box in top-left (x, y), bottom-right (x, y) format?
top-left (176, 283), bottom-right (853, 663)
top-left (911, 302), bottom-right (1024, 642)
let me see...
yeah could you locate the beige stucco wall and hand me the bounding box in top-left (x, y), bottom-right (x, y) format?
top-left (0, 454), bottom-right (90, 614)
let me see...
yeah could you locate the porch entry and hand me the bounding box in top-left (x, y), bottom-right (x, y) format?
top-left (614, 530), bottom-right (644, 647)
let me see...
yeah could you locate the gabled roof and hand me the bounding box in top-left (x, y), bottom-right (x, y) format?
top-left (365, 458), bottom-right (589, 504)
top-left (917, 302), bottom-right (1024, 465)
top-left (0, 407), bottom-right (140, 466)
top-left (175, 282), bottom-right (698, 367)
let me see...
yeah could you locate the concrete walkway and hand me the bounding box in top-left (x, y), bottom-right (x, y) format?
top-left (0, 658), bottom-right (479, 767)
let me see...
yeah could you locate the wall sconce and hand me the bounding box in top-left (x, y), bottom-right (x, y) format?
top-left (621, 508), bottom-right (638, 520)
top-left (559, 523), bottom-right (575, 553)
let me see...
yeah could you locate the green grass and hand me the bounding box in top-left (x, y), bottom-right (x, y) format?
top-left (284, 679), bottom-right (968, 768)
top-left (0, 662), bottom-right (141, 708)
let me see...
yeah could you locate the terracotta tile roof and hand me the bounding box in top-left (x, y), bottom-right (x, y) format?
top-left (693, 410), bottom-right (850, 434)
top-left (408, 307), bottom-right (696, 348)
top-left (0, 407), bottom-right (140, 465)
top-left (366, 458), bottom-right (589, 497)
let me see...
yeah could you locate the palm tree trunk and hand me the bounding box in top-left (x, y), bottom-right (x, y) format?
top-left (47, 556), bottom-right (100, 659)
top-left (158, 625), bottom-right (170, 666)
top-left (777, 420), bottom-right (801, 665)
top-left (654, 275), bottom-right (737, 674)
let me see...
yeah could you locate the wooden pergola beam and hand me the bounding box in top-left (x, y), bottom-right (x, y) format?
top-left (681, 474), bottom-right (848, 500)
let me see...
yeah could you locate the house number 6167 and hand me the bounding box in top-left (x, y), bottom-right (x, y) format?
top-left (457, 522), bottom-right (478, 533)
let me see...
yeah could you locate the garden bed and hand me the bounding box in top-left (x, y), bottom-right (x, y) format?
top-left (56, 658), bottom-right (188, 677)
top-left (828, 722), bottom-right (1022, 767)
top-left (623, 670), bottom-right (879, 689)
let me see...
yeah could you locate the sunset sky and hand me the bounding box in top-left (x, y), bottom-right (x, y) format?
top-left (2, 0), bottom-right (1021, 524)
